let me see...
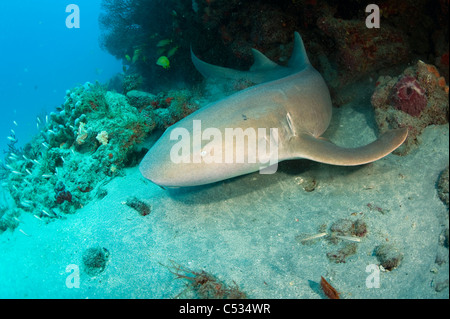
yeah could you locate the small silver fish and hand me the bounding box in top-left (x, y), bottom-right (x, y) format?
top-left (335, 235), bottom-right (362, 242)
top-left (20, 201), bottom-right (31, 207)
top-left (19, 229), bottom-right (31, 237)
top-left (41, 210), bottom-right (51, 217)
top-left (297, 232), bottom-right (328, 244)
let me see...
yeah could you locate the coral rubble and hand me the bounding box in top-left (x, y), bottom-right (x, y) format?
top-left (165, 260), bottom-right (247, 299)
top-left (82, 246), bottom-right (110, 276)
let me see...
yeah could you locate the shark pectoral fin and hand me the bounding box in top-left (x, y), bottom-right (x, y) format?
top-left (295, 128), bottom-right (408, 166)
top-left (191, 47), bottom-right (246, 80)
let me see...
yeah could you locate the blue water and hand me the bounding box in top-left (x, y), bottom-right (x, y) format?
top-left (0, 0), bottom-right (121, 155)
top-left (0, 1), bottom-right (448, 300)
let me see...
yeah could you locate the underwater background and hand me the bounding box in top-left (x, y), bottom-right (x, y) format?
top-left (0, 0), bottom-right (448, 299)
top-left (0, 0), bottom-right (121, 154)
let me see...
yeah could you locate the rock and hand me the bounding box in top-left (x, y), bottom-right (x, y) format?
top-left (439, 228), bottom-right (449, 249)
top-left (126, 90), bottom-right (157, 110)
top-left (435, 279), bottom-right (449, 292)
top-left (327, 243), bottom-right (357, 263)
top-left (317, 13), bottom-right (409, 88)
top-left (296, 176), bottom-right (317, 192)
top-left (82, 246), bottom-right (110, 276)
top-left (437, 166), bottom-right (449, 207)
top-left (375, 243), bottom-right (403, 271)
top-left (329, 218), bottom-right (368, 243)
top-left (391, 76), bottom-right (427, 117)
top-left (371, 60), bottom-right (449, 155)
top-left (125, 196), bottom-right (151, 216)
top-left (330, 218), bottom-right (354, 235)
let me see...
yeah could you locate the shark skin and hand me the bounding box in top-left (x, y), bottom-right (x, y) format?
top-left (139, 32), bottom-right (407, 187)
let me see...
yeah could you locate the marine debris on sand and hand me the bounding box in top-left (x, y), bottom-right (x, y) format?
top-left (163, 260), bottom-right (247, 299)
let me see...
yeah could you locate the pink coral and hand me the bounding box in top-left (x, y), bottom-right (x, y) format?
top-left (391, 76), bottom-right (427, 117)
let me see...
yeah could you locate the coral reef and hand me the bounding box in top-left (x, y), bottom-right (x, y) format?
top-left (54, 181), bottom-right (72, 205)
top-left (1, 82), bottom-right (155, 217)
top-left (96, 131), bottom-right (109, 146)
top-left (98, 0), bottom-right (449, 104)
top-left (126, 89), bottom-right (200, 129)
top-left (391, 76), bottom-right (427, 117)
top-left (317, 11), bottom-right (409, 88)
top-left (0, 189), bottom-right (19, 234)
top-left (371, 60), bottom-right (449, 155)
top-left (0, 79), bottom-right (203, 229)
top-left (99, 0), bottom-right (201, 90)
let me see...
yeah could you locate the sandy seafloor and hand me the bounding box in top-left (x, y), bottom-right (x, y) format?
top-left (0, 81), bottom-right (448, 299)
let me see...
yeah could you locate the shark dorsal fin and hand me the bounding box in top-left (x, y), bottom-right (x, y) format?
top-left (288, 32), bottom-right (310, 70)
top-left (249, 48), bottom-right (278, 72)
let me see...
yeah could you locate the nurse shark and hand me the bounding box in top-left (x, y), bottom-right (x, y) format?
top-left (140, 32), bottom-right (407, 187)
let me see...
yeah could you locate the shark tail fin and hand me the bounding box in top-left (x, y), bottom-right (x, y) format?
top-left (190, 46), bottom-right (247, 80)
top-left (293, 128), bottom-right (408, 166)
